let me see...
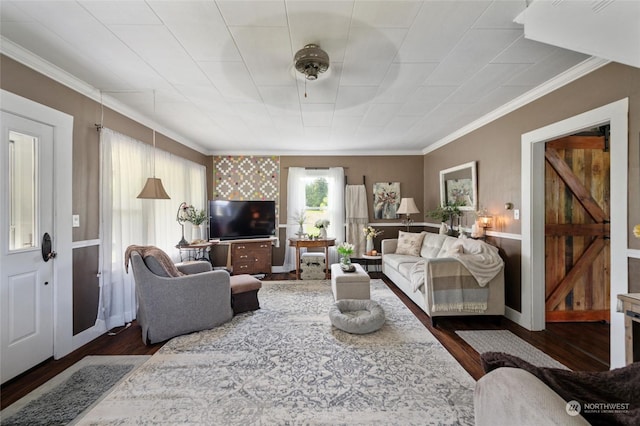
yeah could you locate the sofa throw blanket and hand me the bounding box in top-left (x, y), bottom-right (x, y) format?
top-left (410, 260), bottom-right (489, 313)
top-left (124, 245), bottom-right (184, 278)
top-left (450, 239), bottom-right (503, 287)
top-left (481, 352), bottom-right (640, 426)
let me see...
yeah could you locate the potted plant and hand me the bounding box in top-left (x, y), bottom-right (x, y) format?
top-left (186, 205), bottom-right (209, 241)
top-left (336, 242), bottom-right (354, 267)
top-left (426, 201), bottom-right (464, 236)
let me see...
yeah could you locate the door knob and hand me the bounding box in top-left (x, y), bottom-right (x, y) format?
top-left (41, 232), bottom-right (56, 262)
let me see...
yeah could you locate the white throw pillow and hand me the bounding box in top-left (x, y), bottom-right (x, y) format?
top-left (445, 243), bottom-right (464, 257)
top-left (395, 231), bottom-right (426, 256)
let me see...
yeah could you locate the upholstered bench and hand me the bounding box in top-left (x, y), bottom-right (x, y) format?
top-left (229, 274), bottom-right (262, 314)
top-left (300, 252), bottom-right (326, 280)
top-left (330, 263), bottom-right (370, 301)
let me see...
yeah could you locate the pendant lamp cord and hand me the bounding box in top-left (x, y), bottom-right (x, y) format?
top-left (152, 90), bottom-right (156, 178)
top-left (95, 91), bottom-right (104, 132)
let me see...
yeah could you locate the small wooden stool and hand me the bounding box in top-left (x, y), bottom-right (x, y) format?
top-left (229, 274), bottom-right (262, 314)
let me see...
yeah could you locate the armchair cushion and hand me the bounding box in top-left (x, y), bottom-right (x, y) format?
top-left (176, 261), bottom-right (212, 275)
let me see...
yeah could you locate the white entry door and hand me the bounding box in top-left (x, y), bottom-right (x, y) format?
top-left (1, 111), bottom-right (55, 383)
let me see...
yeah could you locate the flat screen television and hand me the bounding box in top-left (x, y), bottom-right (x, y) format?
top-left (209, 200), bottom-right (276, 240)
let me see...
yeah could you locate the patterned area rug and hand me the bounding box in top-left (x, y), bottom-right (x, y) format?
top-left (79, 280), bottom-right (475, 425)
top-left (1, 355), bottom-right (149, 426)
top-left (456, 330), bottom-right (568, 369)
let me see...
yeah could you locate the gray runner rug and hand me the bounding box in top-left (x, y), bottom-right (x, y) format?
top-left (1, 355), bottom-right (150, 425)
top-left (456, 329), bottom-right (568, 369)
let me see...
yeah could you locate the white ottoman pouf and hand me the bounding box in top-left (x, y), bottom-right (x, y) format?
top-left (329, 299), bottom-right (385, 334)
top-left (331, 263), bottom-right (370, 301)
top-left (300, 252), bottom-right (326, 280)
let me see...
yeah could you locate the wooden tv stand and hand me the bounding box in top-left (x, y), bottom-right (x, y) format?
top-left (221, 237), bottom-right (275, 275)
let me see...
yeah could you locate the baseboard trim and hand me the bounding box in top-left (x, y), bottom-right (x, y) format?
top-left (70, 320), bottom-right (107, 356)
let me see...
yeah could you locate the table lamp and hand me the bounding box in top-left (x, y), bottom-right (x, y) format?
top-left (397, 198), bottom-right (420, 231)
top-left (479, 213), bottom-right (493, 240)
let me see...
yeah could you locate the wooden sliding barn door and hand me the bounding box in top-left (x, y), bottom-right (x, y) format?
top-left (544, 134), bottom-right (610, 322)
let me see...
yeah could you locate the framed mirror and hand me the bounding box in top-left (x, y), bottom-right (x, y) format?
top-left (439, 161), bottom-right (477, 211)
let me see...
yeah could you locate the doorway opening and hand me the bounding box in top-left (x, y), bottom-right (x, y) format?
top-left (519, 98), bottom-right (628, 368)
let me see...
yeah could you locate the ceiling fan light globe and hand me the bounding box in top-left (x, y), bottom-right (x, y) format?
top-left (294, 44), bottom-right (329, 80)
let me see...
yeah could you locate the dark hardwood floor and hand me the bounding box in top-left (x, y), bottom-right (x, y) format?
top-left (0, 271), bottom-right (609, 410)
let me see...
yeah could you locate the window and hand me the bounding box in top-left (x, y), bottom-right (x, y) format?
top-left (99, 128), bottom-right (206, 329)
top-left (284, 167), bottom-right (344, 271)
top-left (303, 174), bottom-right (328, 235)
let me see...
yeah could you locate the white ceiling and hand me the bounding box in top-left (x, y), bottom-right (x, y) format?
top-left (0, 0), bottom-right (593, 155)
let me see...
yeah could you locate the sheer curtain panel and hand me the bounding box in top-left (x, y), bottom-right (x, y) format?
top-left (326, 167), bottom-right (345, 264)
top-left (283, 167), bottom-right (306, 272)
top-left (99, 128), bottom-right (206, 330)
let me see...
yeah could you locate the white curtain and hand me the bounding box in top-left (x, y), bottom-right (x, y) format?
top-left (99, 128), bottom-right (206, 330)
top-left (282, 167), bottom-right (306, 272)
top-left (282, 167), bottom-right (345, 271)
top-left (345, 184), bottom-right (368, 256)
top-left (326, 167), bottom-right (345, 264)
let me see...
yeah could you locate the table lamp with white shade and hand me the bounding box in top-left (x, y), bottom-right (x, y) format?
top-left (397, 198), bottom-right (420, 231)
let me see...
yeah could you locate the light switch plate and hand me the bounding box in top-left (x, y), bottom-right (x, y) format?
top-left (72, 214), bottom-right (80, 227)
top-left (514, 209), bottom-right (520, 220)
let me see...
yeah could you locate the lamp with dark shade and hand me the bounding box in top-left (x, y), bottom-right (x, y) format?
top-left (397, 198), bottom-right (420, 231)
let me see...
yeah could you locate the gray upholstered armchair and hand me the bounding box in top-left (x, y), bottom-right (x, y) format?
top-left (128, 249), bottom-right (233, 344)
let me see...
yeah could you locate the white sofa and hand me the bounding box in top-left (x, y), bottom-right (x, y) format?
top-left (381, 231), bottom-right (505, 326)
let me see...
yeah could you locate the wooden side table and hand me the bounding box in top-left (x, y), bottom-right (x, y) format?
top-left (351, 254), bottom-right (382, 274)
top-left (176, 242), bottom-right (217, 263)
top-left (288, 238), bottom-right (336, 280)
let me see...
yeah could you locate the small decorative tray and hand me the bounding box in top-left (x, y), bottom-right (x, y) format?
top-left (340, 264), bottom-right (356, 273)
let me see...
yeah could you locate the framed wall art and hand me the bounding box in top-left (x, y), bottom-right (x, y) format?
top-left (373, 182), bottom-right (400, 219)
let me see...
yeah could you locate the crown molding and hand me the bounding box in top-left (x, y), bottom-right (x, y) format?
top-left (0, 36), bottom-right (207, 155)
top-left (421, 56), bottom-right (610, 155)
top-left (207, 149), bottom-right (423, 156)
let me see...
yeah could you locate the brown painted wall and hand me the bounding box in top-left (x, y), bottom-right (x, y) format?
top-left (1, 55), bottom-right (212, 334)
top-left (424, 62), bottom-right (640, 312)
top-left (272, 156), bottom-right (425, 266)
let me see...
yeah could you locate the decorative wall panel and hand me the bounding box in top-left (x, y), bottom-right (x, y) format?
top-left (213, 155), bottom-right (280, 221)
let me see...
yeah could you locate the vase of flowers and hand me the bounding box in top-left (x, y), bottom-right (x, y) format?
top-left (363, 226), bottom-right (383, 254)
top-left (337, 242), bottom-right (354, 266)
top-left (315, 219), bottom-right (330, 239)
top-left (292, 210), bottom-right (307, 237)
